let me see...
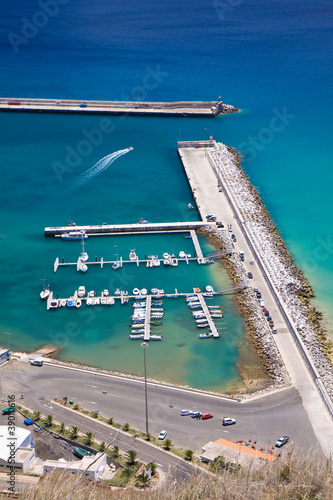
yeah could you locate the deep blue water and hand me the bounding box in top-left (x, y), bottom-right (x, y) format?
top-left (1, 0), bottom-right (332, 388)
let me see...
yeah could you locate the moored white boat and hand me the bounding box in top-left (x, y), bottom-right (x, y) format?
top-left (40, 267), bottom-right (50, 300)
top-left (205, 285), bottom-right (213, 293)
top-left (49, 299), bottom-right (59, 309)
top-left (75, 299), bottom-right (82, 308)
top-left (141, 288), bottom-right (148, 295)
top-left (133, 288), bottom-right (140, 295)
top-left (179, 251), bottom-right (186, 258)
top-left (150, 335), bottom-right (163, 341)
top-left (61, 230), bottom-right (87, 240)
top-left (79, 262), bottom-right (88, 273)
top-left (198, 332), bottom-right (214, 338)
top-left (88, 290), bottom-right (95, 297)
top-left (59, 299), bottom-right (67, 307)
top-left (114, 288), bottom-right (121, 296)
top-left (129, 250), bottom-right (137, 261)
top-left (78, 286), bottom-right (86, 297)
top-left (107, 297), bottom-right (115, 305)
top-left (129, 334), bottom-right (145, 339)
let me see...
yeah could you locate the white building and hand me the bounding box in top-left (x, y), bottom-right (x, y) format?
top-left (0, 425), bottom-right (36, 473)
top-left (43, 453), bottom-right (107, 481)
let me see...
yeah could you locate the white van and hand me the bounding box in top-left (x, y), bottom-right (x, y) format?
top-left (30, 358), bottom-right (43, 366)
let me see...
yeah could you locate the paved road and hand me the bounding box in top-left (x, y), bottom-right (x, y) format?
top-left (1, 360), bottom-right (322, 459)
top-left (178, 146), bottom-right (333, 458)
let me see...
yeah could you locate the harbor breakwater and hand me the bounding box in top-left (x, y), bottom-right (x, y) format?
top-left (202, 143), bottom-right (333, 400)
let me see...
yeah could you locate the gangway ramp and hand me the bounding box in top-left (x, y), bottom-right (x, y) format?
top-left (197, 293), bottom-right (219, 338)
top-left (144, 295), bottom-right (151, 341)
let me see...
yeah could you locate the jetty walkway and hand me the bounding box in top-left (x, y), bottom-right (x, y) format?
top-left (45, 221), bottom-right (207, 237)
top-left (0, 97), bottom-right (238, 117)
top-left (178, 140), bottom-right (333, 458)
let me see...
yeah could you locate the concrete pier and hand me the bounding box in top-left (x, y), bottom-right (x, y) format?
top-left (45, 221), bottom-right (207, 237)
top-left (0, 97), bottom-right (238, 117)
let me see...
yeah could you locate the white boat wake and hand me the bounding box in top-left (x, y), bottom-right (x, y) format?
top-left (71, 147), bottom-right (133, 191)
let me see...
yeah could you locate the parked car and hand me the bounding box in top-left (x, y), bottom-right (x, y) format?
top-left (158, 430), bottom-right (167, 440)
top-left (180, 409), bottom-right (192, 416)
top-left (269, 321), bottom-right (274, 328)
top-left (264, 310), bottom-right (269, 317)
top-left (275, 435), bottom-right (289, 447)
top-left (231, 234), bottom-right (235, 239)
top-left (272, 328), bottom-right (277, 334)
top-left (202, 413), bottom-right (213, 420)
top-left (253, 287), bottom-right (258, 293)
top-left (222, 417), bottom-right (236, 426)
top-left (247, 272), bottom-right (253, 279)
top-left (267, 316), bottom-right (272, 322)
top-left (191, 412), bottom-right (203, 419)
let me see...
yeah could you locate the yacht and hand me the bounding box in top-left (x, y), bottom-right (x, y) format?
top-left (163, 258), bottom-right (171, 266)
top-left (141, 288), bottom-right (148, 295)
top-left (79, 262), bottom-right (88, 273)
top-left (102, 289), bottom-right (109, 297)
top-left (114, 288), bottom-right (121, 296)
top-left (78, 286), bottom-right (86, 297)
top-left (205, 285), bottom-right (214, 293)
top-left (179, 251), bottom-right (186, 258)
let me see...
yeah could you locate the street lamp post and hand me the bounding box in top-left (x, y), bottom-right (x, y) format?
top-left (141, 342), bottom-right (149, 435)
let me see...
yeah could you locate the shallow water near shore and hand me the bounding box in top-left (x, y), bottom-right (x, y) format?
top-left (1, 0), bottom-right (333, 391)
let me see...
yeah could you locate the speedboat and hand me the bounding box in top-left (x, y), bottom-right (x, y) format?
top-left (205, 285), bottom-right (213, 293)
top-left (163, 258), bottom-right (171, 266)
top-left (75, 299), bottom-right (82, 308)
top-left (129, 250), bottom-right (137, 261)
top-left (188, 203), bottom-right (194, 210)
top-left (67, 298), bottom-right (75, 308)
top-left (61, 231), bottom-right (87, 240)
top-left (151, 288), bottom-right (158, 295)
top-left (150, 335), bottom-right (163, 341)
top-left (102, 289), bottom-right (109, 297)
top-left (131, 329), bottom-right (145, 334)
top-left (114, 288), bottom-right (121, 296)
top-left (129, 334), bottom-right (145, 339)
top-left (179, 251), bottom-right (186, 258)
top-left (196, 318), bottom-right (209, 324)
top-left (88, 290), bottom-right (95, 297)
top-left (133, 288), bottom-right (140, 295)
top-left (163, 252), bottom-right (169, 259)
top-left (198, 332), bottom-right (214, 338)
top-left (171, 258), bottom-right (178, 266)
top-left (141, 288), bottom-right (148, 295)
top-left (78, 286), bottom-right (86, 297)
top-left (112, 261), bottom-right (121, 270)
top-left (197, 323), bottom-right (209, 328)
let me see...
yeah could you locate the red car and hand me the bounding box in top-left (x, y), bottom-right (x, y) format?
top-left (269, 321), bottom-right (274, 328)
top-left (202, 413), bottom-right (213, 420)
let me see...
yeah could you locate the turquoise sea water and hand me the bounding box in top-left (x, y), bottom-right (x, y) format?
top-left (1, 0), bottom-right (332, 390)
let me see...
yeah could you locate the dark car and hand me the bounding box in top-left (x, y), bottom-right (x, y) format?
top-left (247, 272), bottom-right (253, 279)
top-left (264, 310), bottom-right (269, 317)
top-left (202, 413), bottom-right (213, 420)
top-left (275, 436), bottom-right (289, 447)
top-left (267, 316), bottom-right (272, 322)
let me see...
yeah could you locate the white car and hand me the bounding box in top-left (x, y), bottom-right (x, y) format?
top-left (180, 409), bottom-right (192, 416)
top-left (158, 430), bottom-right (167, 440)
top-left (222, 417), bottom-right (236, 426)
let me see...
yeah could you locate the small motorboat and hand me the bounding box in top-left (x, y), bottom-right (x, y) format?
top-left (196, 318), bottom-right (209, 324)
top-left (59, 299), bottom-right (66, 307)
top-left (205, 285), bottom-right (213, 293)
top-left (188, 203), bottom-right (194, 209)
top-left (67, 298), bottom-right (75, 308)
top-left (198, 332), bottom-right (214, 338)
top-left (129, 334), bottom-right (145, 339)
top-left (129, 250), bottom-right (137, 261)
top-left (171, 258), bottom-right (178, 266)
top-left (112, 261), bottom-right (121, 270)
top-left (150, 321), bottom-right (163, 326)
top-left (141, 288), bottom-right (148, 295)
top-left (79, 262), bottom-right (88, 273)
top-left (49, 299), bottom-right (59, 309)
top-left (133, 288), bottom-right (140, 295)
top-left (150, 335), bottom-right (163, 341)
top-left (197, 323), bottom-right (209, 328)
top-left (151, 288), bottom-right (159, 294)
top-left (40, 287), bottom-right (50, 300)
top-left (163, 252), bottom-right (169, 259)
top-left (88, 290), bottom-right (95, 297)
top-left (102, 289), bottom-right (109, 297)
top-left (133, 302), bottom-right (146, 308)
top-left (163, 258), bottom-right (171, 266)
top-left (184, 234), bottom-right (192, 239)
top-left (203, 292), bottom-right (214, 298)
top-left (75, 299), bottom-right (82, 308)
top-left (179, 251), bottom-right (186, 258)
top-left (78, 286), bottom-right (86, 297)
top-left (194, 287), bottom-right (201, 293)
top-left (131, 329), bottom-right (145, 334)
top-left (114, 288), bottom-right (121, 296)
top-left (151, 308), bottom-right (164, 312)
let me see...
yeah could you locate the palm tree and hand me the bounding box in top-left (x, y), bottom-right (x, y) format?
top-left (125, 449), bottom-right (137, 466)
top-left (122, 422), bottom-right (130, 432)
top-left (136, 471), bottom-right (150, 487)
top-left (107, 417), bottom-right (114, 425)
top-left (33, 410), bottom-right (40, 421)
top-left (70, 425), bottom-right (79, 440)
top-left (163, 439), bottom-right (171, 451)
top-left (84, 431), bottom-right (95, 445)
top-left (91, 411), bottom-right (99, 418)
top-left (45, 414), bottom-right (53, 428)
top-left (112, 445), bottom-right (119, 458)
top-left (185, 449), bottom-right (194, 461)
top-left (148, 462), bottom-right (157, 476)
top-left (99, 441), bottom-right (106, 452)
top-left (63, 396), bottom-right (68, 404)
top-left (59, 422), bottom-right (65, 434)
top-left (120, 466), bottom-right (133, 480)
top-left (145, 432), bottom-right (152, 441)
